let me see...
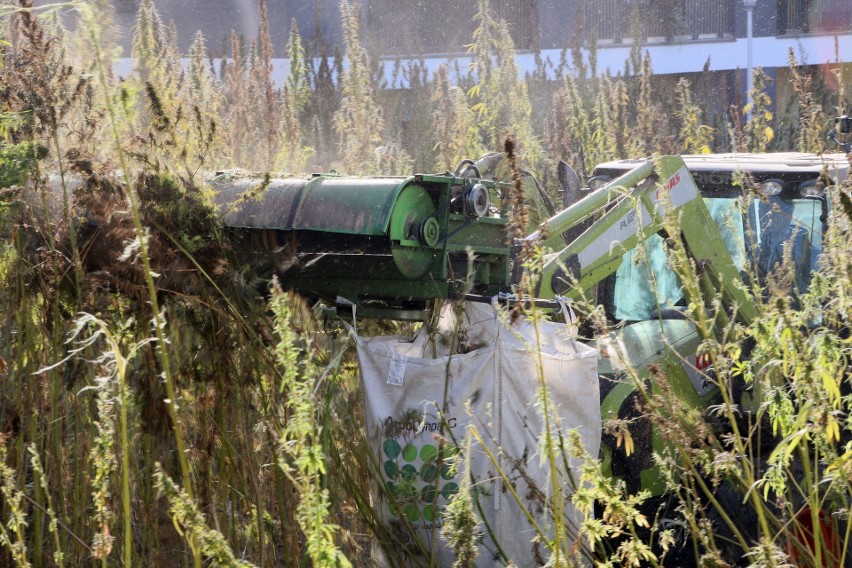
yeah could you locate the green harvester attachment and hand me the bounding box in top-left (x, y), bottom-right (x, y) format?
top-left (210, 170), bottom-right (511, 318)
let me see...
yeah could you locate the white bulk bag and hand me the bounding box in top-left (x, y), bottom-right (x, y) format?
top-left (356, 301), bottom-right (600, 567)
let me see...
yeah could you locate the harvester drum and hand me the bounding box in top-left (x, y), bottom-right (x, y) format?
top-left (209, 171), bottom-right (511, 316)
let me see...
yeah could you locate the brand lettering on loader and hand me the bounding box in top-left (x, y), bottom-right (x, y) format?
top-left (619, 209), bottom-right (637, 230)
top-left (656, 171), bottom-right (681, 200)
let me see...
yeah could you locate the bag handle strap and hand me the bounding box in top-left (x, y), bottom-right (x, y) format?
top-left (556, 296), bottom-right (579, 350)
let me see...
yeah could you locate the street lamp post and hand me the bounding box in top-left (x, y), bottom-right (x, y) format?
top-left (743, 0), bottom-right (757, 119)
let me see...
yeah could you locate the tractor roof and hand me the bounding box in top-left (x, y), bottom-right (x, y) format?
top-left (594, 152), bottom-right (849, 180)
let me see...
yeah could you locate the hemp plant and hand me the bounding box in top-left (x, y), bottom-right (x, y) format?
top-left (270, 283), bottom-right (352, 567)
top-left (333, 0), bottom-right (386, 174)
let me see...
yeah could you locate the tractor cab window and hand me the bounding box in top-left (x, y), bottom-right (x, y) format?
top-left (748, 197), bottom-right (823, 292)
top-left (608, 197), bottom-right (746, 321)
top-left (602, 191), bottom-right (824, 322)
top-left (611, 233), bottom-right (681, 321)
top-left (706, 197), bottom-right (748, 272)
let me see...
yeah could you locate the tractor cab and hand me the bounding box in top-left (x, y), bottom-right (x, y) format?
top-left (588, 152), bottom-right (849, 323)
top-left (580, 152), bottom-right (849, 495)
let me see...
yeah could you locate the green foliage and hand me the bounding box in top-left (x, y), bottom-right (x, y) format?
top-left (467, 0), bottom-right (542, 172)
top-left (246, 0), bottom-right (281, 169)
top-left (277, 84), bottom-right (315, 172)
top-left (128, 2), bottom-right (220, 181)
top-left (676, 78), bottom-right (715, 154)
top-left (630, 52), bottom-right (676, 156)
top-left (0, 141), bottom-right (47, 189)
top-left (788, 49), bottom-right (827, 153)
top-left (131, 0), bottom-right (182, 122)
top-left (276, 20), bottom-right (315, 172)
top-left (440, 433), bottom-right (480, 567)
top-left (0, 443), bottom-right (30, 567)
top-left (183, 31), bottom-right (224, 163)
top-left (154, 465), bottom-right (256, 567)
top-left (430, 64), bottom-right (484, 171)
top-left (285, 19), bottom-right (311, 115)
top-left (89, 371), bottom-right (117, 564)
top-left (1, 1), bottom-right (851, 567)
top-left (573, 447), bottom-right (656, 567)
top-left (130, 81), bottom-right (218, 183)
top-left (220, 30), bottom-right (251, 168)
top-left (27, 447), bottom-right (63, 568)
top-left (546, 75), bottom-right (593, 174)
top-left (333, 0), bottom-right (386, 174)
top-left (743, 68), bottom-right (775, 153)
top-left (270, 287), bottom-right (352, 567)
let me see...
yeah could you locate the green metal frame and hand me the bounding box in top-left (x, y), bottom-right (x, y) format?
top-left (534, 156), bottom-right (757, 326)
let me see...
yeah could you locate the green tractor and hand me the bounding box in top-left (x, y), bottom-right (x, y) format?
top-left (212, 150), bottom-right (848, 465)
top-left (211, 147), bottom-right (849, 563)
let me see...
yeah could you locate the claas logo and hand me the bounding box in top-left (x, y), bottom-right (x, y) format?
top-left (656, 172), bottom-right (681, 200)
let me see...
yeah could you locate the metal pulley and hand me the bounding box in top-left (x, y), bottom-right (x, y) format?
top-left (388, 184), bottom-right (439, 279)
top-left (465, 183), bottom-right (490, 218)
top-left (418, 217), bottom-right (440, 246)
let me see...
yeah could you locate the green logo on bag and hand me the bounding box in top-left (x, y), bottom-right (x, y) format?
top-left (382, 438), bottom-right (459, 522)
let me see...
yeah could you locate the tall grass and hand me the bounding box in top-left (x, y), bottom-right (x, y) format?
top-left (0, 0), bottom-right (851, 566)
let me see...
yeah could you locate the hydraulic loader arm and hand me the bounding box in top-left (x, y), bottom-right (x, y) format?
top-left (529, 155), bottom-right (759, 325)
